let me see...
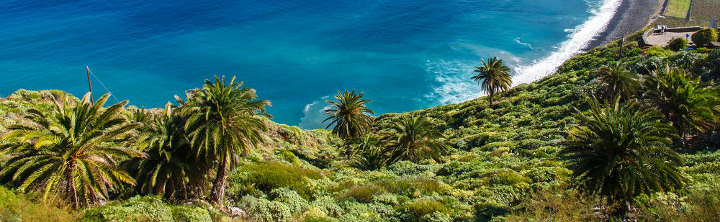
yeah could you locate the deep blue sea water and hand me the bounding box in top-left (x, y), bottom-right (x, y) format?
top-left (0, 0), bottom-right (621, 128)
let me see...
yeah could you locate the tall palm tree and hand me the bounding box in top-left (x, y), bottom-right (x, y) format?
top-left (594, 62), bottom-right (639, 100)
top-left (323, 90), bottom-right (374, 157)
top-left (0, 93), bottom-right (141, 208)
top-left (127, 104), bottom-right (207, 200)
top-left (179, 76), bottom-right (269, 207)
top-left (387, 114), bottom-right (447, 163)
top-left (562, 97), bottom-right (684, 216)
top-left (643, 65), bottom-right (720, 143)
top-left (471, 57), bottom-right (512, 106)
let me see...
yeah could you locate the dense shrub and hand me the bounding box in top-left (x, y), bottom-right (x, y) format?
top-left (645, 46), bottom-right (675, 57)
top-left (343, 185), bottom-right (385, 203)
top-left (396, 198), bottom-right (447, 222)
top-left (82, 196), bottom-right (174, 222)
top-left (636, 182), bottom-right (720, 221)
top-left (691, 28), bottom-right (718, 47)
top-left (667, 38), bottom-right (689, 51)
top-left (170, 205), bottom-right (213, 222)
top-left (504, 190), bottom-right (599, 222)
top-left (228, 161), bottom-right (324, 199)
top-left (0, 186), bottom-right (76, 222)
top-left (239, 195), bottom-right (293, 222)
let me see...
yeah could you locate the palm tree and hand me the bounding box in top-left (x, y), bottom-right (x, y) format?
top-left (387, 114), bottom-right (447, 163)
top-left (127, 104), bottom-right (207, 200)
top-left (594, 62), bottom-right (639, 100)
top-left (643, 65), bottom-right (720, 143)
top-left (471, 57), bottom-right (512, 106)
top-left (351, 134), bottom-right (387, 170)
top-left (562, 97), bottom-right (684, 216)
top-left (323, 90), bottom-right (374, 158)
top-left (179, 76), bottom-right (269, 207)
top-left (0, 93), bottom-right (141, 208)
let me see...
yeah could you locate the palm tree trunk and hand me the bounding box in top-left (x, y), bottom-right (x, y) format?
top-left (210, 156), bottom-right (229, 209)
top-left (489, 91), bottom-right (495, 107)
top-left (66, 166), bottom-right (79, 209)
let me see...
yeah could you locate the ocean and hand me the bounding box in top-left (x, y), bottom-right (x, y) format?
top-left (0, 0), bottom-right (621, 128)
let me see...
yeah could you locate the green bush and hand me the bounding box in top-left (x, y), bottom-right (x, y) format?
top-left (667, 38), bottom-right (689, 51)
top-left (396, 198), bottom-right (447, 222)
top-left (229, 162), bottom-right (324, 199)
top-left (82, 196), bottom-right (174, 222)
top-left (0, 186), bottom-right (76, 222)
top-left (343, 185), bottom-right (385, 203)
top-left (170, 205), bottom-right (213, 222)
top-left (645, 46), bottom-right (675, 57)
top-left (239, 195), bottom-right (293, 222)
top-left (270, 188), bottom-right (309, 214)
top-left (692, 28), bottom-right (718, 47)
top-left (636, 179), bottom-right (720, 221)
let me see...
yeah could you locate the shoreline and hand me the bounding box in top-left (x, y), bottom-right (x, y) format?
top-left (585, 0), bottom-right (661, 50)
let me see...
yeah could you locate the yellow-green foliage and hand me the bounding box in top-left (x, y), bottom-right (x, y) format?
top-left (0, 186), bottom-right (77, 222)
top-left (82, 196), bottom-right (213, 222)
top-left (228, 161), bottom-right (325, 199)
top-left (395, 198), bottom-right (448, 222)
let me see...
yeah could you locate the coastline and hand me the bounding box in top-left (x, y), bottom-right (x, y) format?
top-left (586, 0), bottom-right (661, 49)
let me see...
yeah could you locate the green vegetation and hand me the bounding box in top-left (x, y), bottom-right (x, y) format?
top-left (0, 93), bottom-right (141, 208)
top-left (643, 65), bottom-right (720, 143)
top-left (178, 76), bottom-right (270, 206)
top-left (323, 90), bottom-right (374, 158)
top-left (1, 30), bottom-right (720, 221)
top-left (387, 114), bottom-right (448, 163)
top-left (0, 186), bottom-right (77, 221)
top-left (594, 62), bottom-right (640, 100)
top-left (666, 0), bottom-right (691, 18)
top-left (562, 97), bottom-right (684, 217)
top-left (471, 57), bottom-right (512, 106)
top-left (667, 37), bottom-right (689, 51)
top-left (692, 28), bottom-right (718, 47)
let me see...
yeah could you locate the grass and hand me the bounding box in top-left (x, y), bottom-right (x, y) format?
top-left (666, 0), bottom-right (691, 18)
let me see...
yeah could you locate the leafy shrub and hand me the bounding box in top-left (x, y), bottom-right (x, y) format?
top-left (504, 190), bottom-right (598, 222)
top-left (239, 195), bottom-right (293, 222)
top-left (82, 196), bottom-right (174, 222)
top-left (491, 171), bottom-right (531, 189)
top-left (0, 186), bottom-right (76, 222)
top-left (637, 180), bottom-right (720, 221)
top-left (309, 196), bottom-right (344, 218)
top-left (343, 185), bottom-right (385, 203)
top-left (474, 202), bottom-right (509, 221)
top-left (691, 28), bottom-right (718, 47)
top-left (303, 216), bottom-right (337, 222)
top-left (270, 188), bottom-right (309, 214)
top-left (396, 198), bottom-right (447, 222)
top-left (645, 46), bottom-right (674, 57)
top-left (229, 162), bottom-right (324, 199)
top-left (667, 38), bottom-right (688, 51)
top-left (170, 205), bottom-right (213, 222)
top-left (704, 49), bottom-right (720, 78)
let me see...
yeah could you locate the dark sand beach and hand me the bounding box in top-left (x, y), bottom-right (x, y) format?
top-left (587, 0), bottom-right (661, 49)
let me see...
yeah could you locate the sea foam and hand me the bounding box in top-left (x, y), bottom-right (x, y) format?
top-left (512, 0), bottom-right (622, 85)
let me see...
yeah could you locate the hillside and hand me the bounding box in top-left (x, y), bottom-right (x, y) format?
top-left (1, 32), bottom-right (720, 221)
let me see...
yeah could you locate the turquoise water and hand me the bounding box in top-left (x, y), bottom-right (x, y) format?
top-left (0, 0), bottom-right (620, 128)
